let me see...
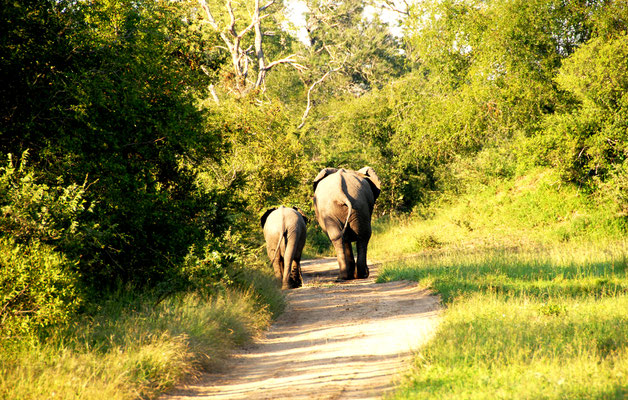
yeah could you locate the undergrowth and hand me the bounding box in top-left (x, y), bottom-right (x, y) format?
top-left (0, 264), bottom-right (284, 400)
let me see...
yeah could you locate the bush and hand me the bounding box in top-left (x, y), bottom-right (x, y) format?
top-left (0, 238), bottom-right (81, 338)
top-left (0, 151), bottom-right (93, 249)
top-left (0, 152), bottom-right (88, 337)
top-left (537, 31), bottom-right (628, 188)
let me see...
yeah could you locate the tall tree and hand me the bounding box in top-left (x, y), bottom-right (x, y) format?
top-left (0, 0), bottom-right (234, 290)
top-left (296, 0), bottom-right (406, 127)
top-left (197, 0), bottom-right (305, 96)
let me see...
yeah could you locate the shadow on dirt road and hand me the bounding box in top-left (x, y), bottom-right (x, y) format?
top-left (162, 258), bottom-right (442, 400)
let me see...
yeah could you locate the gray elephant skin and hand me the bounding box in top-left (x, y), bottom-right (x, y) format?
top-left (260, 206), bottom-right (309, 289)
top-left (312, 167), bottom-right (381, 280)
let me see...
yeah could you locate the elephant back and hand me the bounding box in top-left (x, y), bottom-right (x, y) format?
top-left (262, 206), bottom-right (306, 237)
top-left (313, 168), bottom-right (377, 214)
top-left (313, 167), bottom-right (380, 203)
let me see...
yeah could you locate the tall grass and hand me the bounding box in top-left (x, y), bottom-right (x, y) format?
top-left (372, 169), bottom-right (628, 399)
top-left (0, 266), bottom-right (284, 400)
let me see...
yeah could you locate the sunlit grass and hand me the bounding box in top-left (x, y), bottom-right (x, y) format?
top-left (378, 244), bottom-right (628, 303)
top-left (0, 278), bottom-right (283, 400)
top-left (393, 295), bottom-right (628, 399)
top-left (386, 291), bottom-right (628, 399)
top-left (373, 169), bottom-right (628, 399)
top-left (370, 168), bottom-right (626, 262)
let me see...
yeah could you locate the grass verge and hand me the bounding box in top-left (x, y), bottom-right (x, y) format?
top-left (0, 266), bottom-right (284, 400)
top-left (373, 169), bottom-right (628, 399)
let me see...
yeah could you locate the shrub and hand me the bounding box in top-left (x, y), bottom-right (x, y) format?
top-left (0, 238), bottom-right (81, 337)
top-left (0, 152), bottom-right (88, 337)
top-left (0, 151), bottom-right (92, 248)
top-left (538, 31), bottom-right (628, 188)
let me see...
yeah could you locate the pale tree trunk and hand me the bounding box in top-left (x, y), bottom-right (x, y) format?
top-left (254, 0), bottom-right (267, 89)
top-left (198, 0), bottom-right (305, 96)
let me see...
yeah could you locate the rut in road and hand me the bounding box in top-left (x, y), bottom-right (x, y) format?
top-left (162, 258), bottom-right (442, 400)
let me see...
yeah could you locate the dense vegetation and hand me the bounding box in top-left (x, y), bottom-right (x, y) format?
top-left (1, 0), bottom-right (626, 398)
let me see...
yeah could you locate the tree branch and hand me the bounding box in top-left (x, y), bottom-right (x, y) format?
top-left (198, 0), bottom-right (219, 29)
top-left (298, 64), bottom-right (343, 129)
top-left (260, 0), bottom-right (275, 12)
top-left (381, 0), bottom-right (409, 15)
top-left (264, 55), bottom-right (307, 71)
top-left (238, 13), bottom-right (271, 40)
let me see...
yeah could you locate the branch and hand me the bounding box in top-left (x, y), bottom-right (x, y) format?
top-left (264, 55), bottom-right (307, 72)
top-left (200, 66), bottom-right (220, 104)
top-left (381, 0), bottom-right (410, 15)
top-left (260, 0), bottom-right (275, 11)
top-left (198, 0), bottom-right (235, 50)
top-left (238, 13), bottom-right (271, 40)
top-left (198, 0), bottom-right (219, 29)
top-left (298, 64), bottom-right (343, 129)
top-left (226, 0), bottom-right (237, 37)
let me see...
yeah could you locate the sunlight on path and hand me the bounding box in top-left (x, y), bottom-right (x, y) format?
top-left (162, 258), bottom-right (441, 400)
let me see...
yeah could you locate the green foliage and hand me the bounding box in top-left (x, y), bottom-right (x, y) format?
top-left (200, 97), bottom-right (312, 217)
top-left (0, 238), bottom-right (81, 338)
top-left (301, 0), bottom-right (613, 213)
top-left (537, 30), bottom-right (628, 200)
top-left (303, 0), bottom-right (407, 94)
top-left (0, 0), bottom-right (234, 292)
top-left (0, 151), bottom-right (93, 250)
top-left (0, 152), bottom-right (87, 337)
top-left (370, 168), bottom-right (627, 264)
top-left (2, 0), bottom-right (628, 396)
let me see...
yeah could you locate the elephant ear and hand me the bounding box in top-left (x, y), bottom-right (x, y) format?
top-left (358, 166), bottom-right (381, 201)
top-left (312, 168), bottom-right (338, 192)
top-left (260, 207), bottom-right (277, 229)
top-left (293, 207), bottom-right (309, 225)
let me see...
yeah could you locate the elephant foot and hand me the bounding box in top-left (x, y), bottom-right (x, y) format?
top-left (282, 279), bottom-right (302, 290)
top-left (289, 272), bottom-right (303, 288)
top-left (356, 266), bottom-right (369, 279)
top-left (335, 275), bottom-right (354, 282)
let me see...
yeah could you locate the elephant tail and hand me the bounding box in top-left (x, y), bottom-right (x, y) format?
top-left (340, 200), bottom-right (352, 237)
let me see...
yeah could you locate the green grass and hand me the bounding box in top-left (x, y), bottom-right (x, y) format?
top-left (378, 245), bottom-right (627, 304)
top-left (392, 294), bottom-right (628, 399)
top-left (370, 169), bottom-right (627, 262)
top-left (372, 169), bottom-right (628, 399)
top-left (0, 266), bottom-right (284, 400)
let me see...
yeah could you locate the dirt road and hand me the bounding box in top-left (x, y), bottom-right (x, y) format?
top-left (163, 258), bottom-right (442, 400)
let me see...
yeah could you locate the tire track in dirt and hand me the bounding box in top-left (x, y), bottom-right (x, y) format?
top-left (162, 258), bottom-right (442, 400)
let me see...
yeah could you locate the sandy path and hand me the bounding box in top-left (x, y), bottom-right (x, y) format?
top-left (163, 258), bottom-right (442, 400)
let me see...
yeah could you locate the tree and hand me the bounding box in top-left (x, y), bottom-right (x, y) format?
top-left (197, 0), bottom-right (305, 96)
top-left (0, 0), bottom-right (235, 291)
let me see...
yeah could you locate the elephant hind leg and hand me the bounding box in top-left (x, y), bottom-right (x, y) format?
top-left (273, 255), bottom-right (284, 282)
top-left (356, 239), bottom-right (369, 279)
top-left (289, 260), bottom-right (303, 288)
top-left (333, 239), bottom-right (356, 280)
top-left (344, 242), bottom-right (357, 279)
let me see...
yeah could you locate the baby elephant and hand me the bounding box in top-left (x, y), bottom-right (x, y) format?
top-left (260, 206), bottom-right (308, 289)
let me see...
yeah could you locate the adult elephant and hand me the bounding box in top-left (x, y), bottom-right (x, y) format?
top-left (260, 206), bottom-right (308, 289)
top-left (312, 167), bottom-right (381, 280)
